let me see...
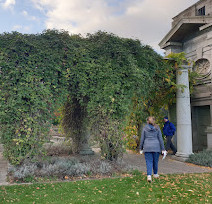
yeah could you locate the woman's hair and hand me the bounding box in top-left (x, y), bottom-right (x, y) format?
top-left (146, 116), bottom-right (156, 126)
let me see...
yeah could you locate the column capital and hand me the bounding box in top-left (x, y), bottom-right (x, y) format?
top-left (180, 64), bottom-right (191, 70)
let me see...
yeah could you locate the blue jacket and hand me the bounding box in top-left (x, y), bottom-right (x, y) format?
top-left (163, 121), bottom-right (176, 136)
top-left (140, 124), bottom-right (165, 153)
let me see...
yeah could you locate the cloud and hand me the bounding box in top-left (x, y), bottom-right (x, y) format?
top-left (12, 24), bottom-right (21, 30)
top-left (21, 10), bottom-right (38, 21)
top-left (2, 0), bottom-right (15, 10)
top-left (22, 10), bottom-right (28, 16)
top-left (30, 0), bottom-right (199, 53)
top-left (12, 24), bottom-right (32, 33)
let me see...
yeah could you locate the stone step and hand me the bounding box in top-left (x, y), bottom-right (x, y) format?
top-left (50, 136), bottom-right (66, 143)
top-left (49, 126), bottom-right (65, 143)
top-left (50, 126), bottom-right (64, 137)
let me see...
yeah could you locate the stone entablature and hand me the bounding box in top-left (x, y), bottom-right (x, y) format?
top-left (172, 0), bottom-right (212, 27)
top-left (159, 0), bottom-right (212, 52)
top-left (159, 17), bottom-right (212, 51)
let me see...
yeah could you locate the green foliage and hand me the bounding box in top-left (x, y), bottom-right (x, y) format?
top-left (60, 31), bottom-right (166, 158)
top-left (61, 98), bottom-right (87, 153)
top-left (164, 52), bottom-right (198, 98)
top-left (124, 52), bottom-right (199, 148)
top-left (90, 107), bottom-right (125, 160)
top-left (166, 52), bottom-right (188, 66)
top-left (0, 30), bottom-right (72, 164)
top-left (124, 122), bottom-right (139, 151)
top-left (84, 32), bottom-right (150, 118)
top-left (124, 54), bottom-right (174, 148)
top-left (0, 30), bottom-right (167, 164)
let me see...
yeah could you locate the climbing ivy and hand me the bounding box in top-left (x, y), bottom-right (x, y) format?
top-left (124, 52), bottom-right (198, 151)
top-left (0, 30), bottom-right (72, 164)
top-left (0, 30), bottom-right (167, 164)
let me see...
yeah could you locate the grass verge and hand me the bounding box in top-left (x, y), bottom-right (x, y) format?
top-left (0, 173), bottom-right (211, 203)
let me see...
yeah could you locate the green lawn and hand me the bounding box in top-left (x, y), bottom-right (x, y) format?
top-left (0, 173), bottom-right (211, 203)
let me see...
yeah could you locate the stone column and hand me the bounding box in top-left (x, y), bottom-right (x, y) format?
top-left (175, 65), bottom-right (193, 159)
top-left (79, 120), bottom-right (94, 155)
top-left (205, 105), bottom-right (212, 151)
top-left (79, 131), bottom-right (94, 155)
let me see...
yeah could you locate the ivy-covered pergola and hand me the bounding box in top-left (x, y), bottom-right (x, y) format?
top-left (0, 30), bottom-right (173, 165)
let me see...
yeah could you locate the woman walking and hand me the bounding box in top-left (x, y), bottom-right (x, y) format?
top-left (140, 116), bottom-right (166, 182)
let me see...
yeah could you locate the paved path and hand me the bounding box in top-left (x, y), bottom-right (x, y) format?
top-left (123, 152), bottom-right (212, 174)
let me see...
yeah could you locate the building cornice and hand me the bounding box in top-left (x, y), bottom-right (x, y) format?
top-left (159, 16), bottom-right (212, 49)
top-left (172, 0), bottom-right (207, 21)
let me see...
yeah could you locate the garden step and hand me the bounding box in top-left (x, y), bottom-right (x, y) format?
top-left (50, 127), bottom-right (64, 137)
top-left (49, 126), bottom-right (65, 143)
top-left (50, 136), bottom-right (66, 143)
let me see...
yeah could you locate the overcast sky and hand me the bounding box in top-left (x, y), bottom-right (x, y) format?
top-left (0, 0), bottom-right (199, 54)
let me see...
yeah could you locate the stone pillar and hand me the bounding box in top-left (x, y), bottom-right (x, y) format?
top-left (79, 131), bottom-right (94, 155)
top-left (79, 120), bottom-right (94, 155)
top-left (175, 65), bottom-right (193, 159)
top-left (205, 105), bottom-right (212, 151)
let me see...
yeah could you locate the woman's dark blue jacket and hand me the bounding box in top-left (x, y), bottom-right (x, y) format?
top-left (163, 121), bottom-right (176, 136)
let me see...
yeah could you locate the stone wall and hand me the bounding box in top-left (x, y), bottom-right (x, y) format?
top-left (184, 28), bottom-right (212, 62)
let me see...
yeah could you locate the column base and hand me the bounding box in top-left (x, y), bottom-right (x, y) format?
top-left (79, 149), bottom-right (94, 155)
top-left (79, 144), bottom-right (94, 155)
top-left (174, 152), bottom-right (193, 161)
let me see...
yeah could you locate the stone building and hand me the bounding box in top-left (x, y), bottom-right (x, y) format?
top-left (159, 0), bottom-right (212, 152)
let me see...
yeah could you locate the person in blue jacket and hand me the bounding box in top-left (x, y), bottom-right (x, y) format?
top-left (163, 116), bottom-right (177, 155)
